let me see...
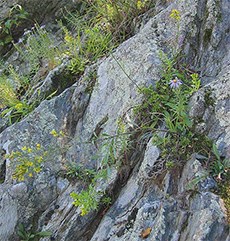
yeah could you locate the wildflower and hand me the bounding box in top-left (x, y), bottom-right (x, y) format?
top-left (15, 103), bottom-right (23, 110)
top-left (26, 161), bottom-right (33, 167)
top-left (21, 146), bottom-right (27, 151)
top-left (50, 129), bottom-right (58, 137)
top-left (64, 34), bottom-right (74, 43)
top-left (18, 176), bottom-right (25, 181)
top-left (34, 167), bottom-right (41, 173)
top-left (28, 173), bottom-right (33, 177)
top-left (137, 0), bottom-right (147, 10)
top-left (37, 156), bottom-right (43, 163)
top-left (80, 208), bottom-right (88, 216)
top-left (36, 143), bottom-right (41, 150)
top-left (27, 148), bottom-right (32, 153)
top-left (170, 9), bottom-right (181, 21)
top-left (169, 77), bottom-right (182, 89)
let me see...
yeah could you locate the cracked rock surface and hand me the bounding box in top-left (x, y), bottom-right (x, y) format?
top-left (0, 0), bottom-right (229, 240)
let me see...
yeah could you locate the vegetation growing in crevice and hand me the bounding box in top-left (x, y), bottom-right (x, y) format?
top-left (70, 118), bottom-right (131, 215)
top-left (17, 223), bottom-right (51, 241)
top-left (0, 5), bottom-right (28, 48)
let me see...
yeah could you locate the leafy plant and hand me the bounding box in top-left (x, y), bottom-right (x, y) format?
top-left (0, 4), bottom-right (28, 46)
top-left (70, 180), bottom-right (111, 216)
top-left (0, 72), bottom-right (33, 123)
top-left (211, 144), bottom-right (230, 180)
top-left (186, 170), bottom-right (209, 190)
top-left (17, 223), bottom-right (52, 241)
top-left (60, 16), bottom-right (113, 74)
top-left (135, 52), bottom-right (202, 164)
top-left (65, 162), bottom-right (97, 182)
top-left (0, 75), bottom-right (19, 108)
top-left (1, 101), bottom-right (33, 124)
top-left (71, 184), bottom-right (100, 216)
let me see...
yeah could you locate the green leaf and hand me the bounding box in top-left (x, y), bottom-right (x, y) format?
top-left (36, 231), bottom-right (52, 237)
top-left (212, 144), bottom-right (220, 160)
top-left (4, 19), bottom-right (12, 30)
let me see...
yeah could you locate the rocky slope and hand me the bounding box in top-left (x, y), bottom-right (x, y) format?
top-left (0, 0), bottom-right (229, 241)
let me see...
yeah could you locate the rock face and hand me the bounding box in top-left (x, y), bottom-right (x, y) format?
top-left (0, 0), bottom-right (229, 241)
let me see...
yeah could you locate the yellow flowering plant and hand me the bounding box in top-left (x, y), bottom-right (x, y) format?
top-left (6, 144), bottom-right (47, 181)
top-left (170, 9), bottom-right (181, 21)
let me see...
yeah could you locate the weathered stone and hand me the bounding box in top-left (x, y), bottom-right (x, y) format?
top-left (0, 0), bottom-right (229, 240)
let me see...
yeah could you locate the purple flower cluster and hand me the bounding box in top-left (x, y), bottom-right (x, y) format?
top-left (169, 77), bottom-right (182, 89)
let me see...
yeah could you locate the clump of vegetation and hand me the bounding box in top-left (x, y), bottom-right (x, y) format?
top-left (0, 75), bottom-right (19, 108)
top-left (70, 184), bottom-right (111, 216)
top-left (135, 52), bottom-right (202, 166)
top-left (87, 0), bottom-right (153, 42)
top-left (6, 144), bottom-right (47, 181)
top-left (70, 119), bottom-right (129, 215)
top-left (0, 71), bottom-right (32, 123)
top-left (62, 23), bottom-right (113, 74)
top-left (14, 24), bottom-right (61, 73)
top-left (0, 4), bottom-right (28, 47)
top-left (65, 162), bottom-right (97, 182)
top-left (17, 223), bottom-right (52, 241)
top-left (0, 23), bottom-right (60, 123)
top-left (61, 0), bottom-right (154, 74)
top-left (211, 144), bottom-right (230, 180)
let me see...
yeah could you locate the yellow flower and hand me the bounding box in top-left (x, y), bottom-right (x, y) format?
top-left (80, 208), bottom-right (88, 216)
top-left (15, 103), bottom-right (23, 110)
top-left (59, 130), bottom-right (65, 137)
top-left (106, 4), bottom-right (115, 19)
top-left (64, 34), bottom-right (74, 43)
top-left (18, 176), bottom-right (25, 181)
top-left (36, 143), bottom-right (41, 150)
top-left (37, 156), bottom-right (43, 163)
top-left (21, 146), bottom-right (27, 151)
top-left (50, 129), bottom-right (58, 137)
top-left (170, 9), bottom-right (181, 21)
top-left (27, 148), bottom-right (32, 153)
top-left (34, 167), bottom-right (41, 173)
top-left (26, 161), bottom-right (33, 167)
top-left (28, 173), bottom-right (33, 177)
top-left (137, 0), bottom-right (147, 10)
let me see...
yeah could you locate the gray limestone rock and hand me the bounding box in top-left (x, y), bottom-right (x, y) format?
top-left (0, 0), bottom-right (229, 240)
